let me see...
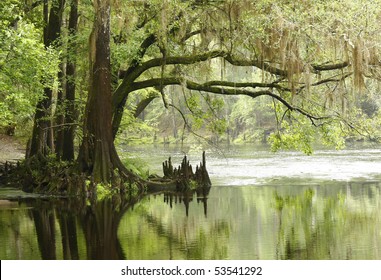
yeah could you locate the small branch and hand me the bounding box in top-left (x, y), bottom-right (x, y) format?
top-left (181, 29), bottom-right (201, 42)
top-left (311, 72), bottom-right (352, 86)
top-left (168, 103), bottom-right (215, 146)
top-left (297, 72), bottom-right (353, 93)
top-left (42, 122), bottom-right (79, 130)
top-left (134, 94), bottom-right (158, 118)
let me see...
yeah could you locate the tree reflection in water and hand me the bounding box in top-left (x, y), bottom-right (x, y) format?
top-left (4, 181), bottom-right (380, 259)
top-left (118, 189), bottom-right (229, 260)
top-left (31, 202), bottom-right (57, 259)
top-left (273, 188), bottom-right (379, 260)
top-left (28, 189), bottom-right (211, 260)
top-left (28, 194), bottom-right (140, 259)
top-left (163, 192), bottom-right (208, 217)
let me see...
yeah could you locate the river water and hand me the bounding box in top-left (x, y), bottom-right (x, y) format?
top-left (1, 144), bottom-right (381, 259)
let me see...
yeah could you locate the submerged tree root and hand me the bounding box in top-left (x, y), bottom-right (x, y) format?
top-left (0, 152), bottom-right (212, 200)
top-left (154, 151), bottom-right (211, 191)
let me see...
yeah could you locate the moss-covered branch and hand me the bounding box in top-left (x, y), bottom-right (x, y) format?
top-left (112, 42), bottom-right (352, 137)
top-left (127, 77), bottom-right (329, 122)
top-left (312, 61), bottom-right (350, 72)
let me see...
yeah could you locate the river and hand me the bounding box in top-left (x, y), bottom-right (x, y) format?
top-left (1, 144), bottom-right (381, 259)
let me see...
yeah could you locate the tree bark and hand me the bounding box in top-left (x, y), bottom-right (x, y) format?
top-left (78, 0), bottom-right (126, 183)
top-left (62, 0), bottom-right (79, 161)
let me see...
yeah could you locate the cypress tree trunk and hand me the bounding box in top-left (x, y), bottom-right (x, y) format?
top-left (78, 0), bottom-right (125, 183)
top-left (62, 0), bottom-right (79, 161)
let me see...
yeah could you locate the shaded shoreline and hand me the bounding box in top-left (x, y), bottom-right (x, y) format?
top-left (0, 134), bottom-right (25, 164)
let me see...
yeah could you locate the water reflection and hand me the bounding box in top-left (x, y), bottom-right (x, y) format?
top-left (125, 193), bottom-right (226, 260)
top-left (0, 191), bottom-right (212, 260)
top-left (116, 181), bottom-right (381, 259)
top-left (29, 195), bottom-right (146, 260)
top-left (274, 185), bottom-right (381, 259)
top-left (163, 193), bottom-right (208, 217)
top-left (0, 180), bottom-right (381, 259)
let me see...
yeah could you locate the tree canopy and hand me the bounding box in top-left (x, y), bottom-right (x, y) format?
top-left (110, 0), bottom-right (381, 152)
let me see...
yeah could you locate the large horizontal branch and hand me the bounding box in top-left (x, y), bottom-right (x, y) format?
top-left (129, 78), bottom-right (287, 93)
top-left (129, 72), bottom-right (351, 95)
top-left (224, 54), bottom-right (288, 76)
top-left (202, 80), bottom-right (288, 91)
top-left (115, 47), bottom-right (351, 97)
top-left (129, 77), bottom-right (329, 121)
top-left (112, 51), bottom-right (348, 133)
top-left (312, 61), bottom-right (350, 72)
top-left (120, 51), bottom-right (350, 88)
top-left (125, 51), bottom-right (291, 84)
top-left (113, 50), bottom-right (227, 109)
top-left (114, 50), bottom-right (288, 108)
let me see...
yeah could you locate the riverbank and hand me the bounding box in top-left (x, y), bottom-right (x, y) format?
top-left (0, 134), bottom-right (25, 163)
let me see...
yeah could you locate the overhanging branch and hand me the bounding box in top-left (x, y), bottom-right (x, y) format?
top-left (113, 50), bottom-right (227, 109)
top-left (115, 48), bottom-right (351, 109)
top-left (203, 80), bottom-right (289, 91)
top-left (224, 54), bottom-right (288, 76)
top-left (312, 61), bottom-right (350, 72)
top-left (129, 77), bottom-right (329, 122)
top-left (297, 72), bottom-right (353, 93)
top-left (112, 50), bottom-right (349, 135)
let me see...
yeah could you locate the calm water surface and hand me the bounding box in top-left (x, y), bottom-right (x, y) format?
top-left (1, 144), bottom-right (381, 259)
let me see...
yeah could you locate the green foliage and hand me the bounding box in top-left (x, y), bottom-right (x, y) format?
top-left (0, 2), bottom-right (60, 132)
top-left (269, 118), bottom-right (315, 155)
top-left (74, 0), bottom-right (381, 153)
top-left (320, 123), bottom-right (346, 150)
top-left (121, 155), bottom-right (150, 180)
top-left (127, 182), bottom-right (140, 197)
top-left (96, 183), bottom-right (114, 201)
top-left (268, 111), bottom-right (348, 155)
